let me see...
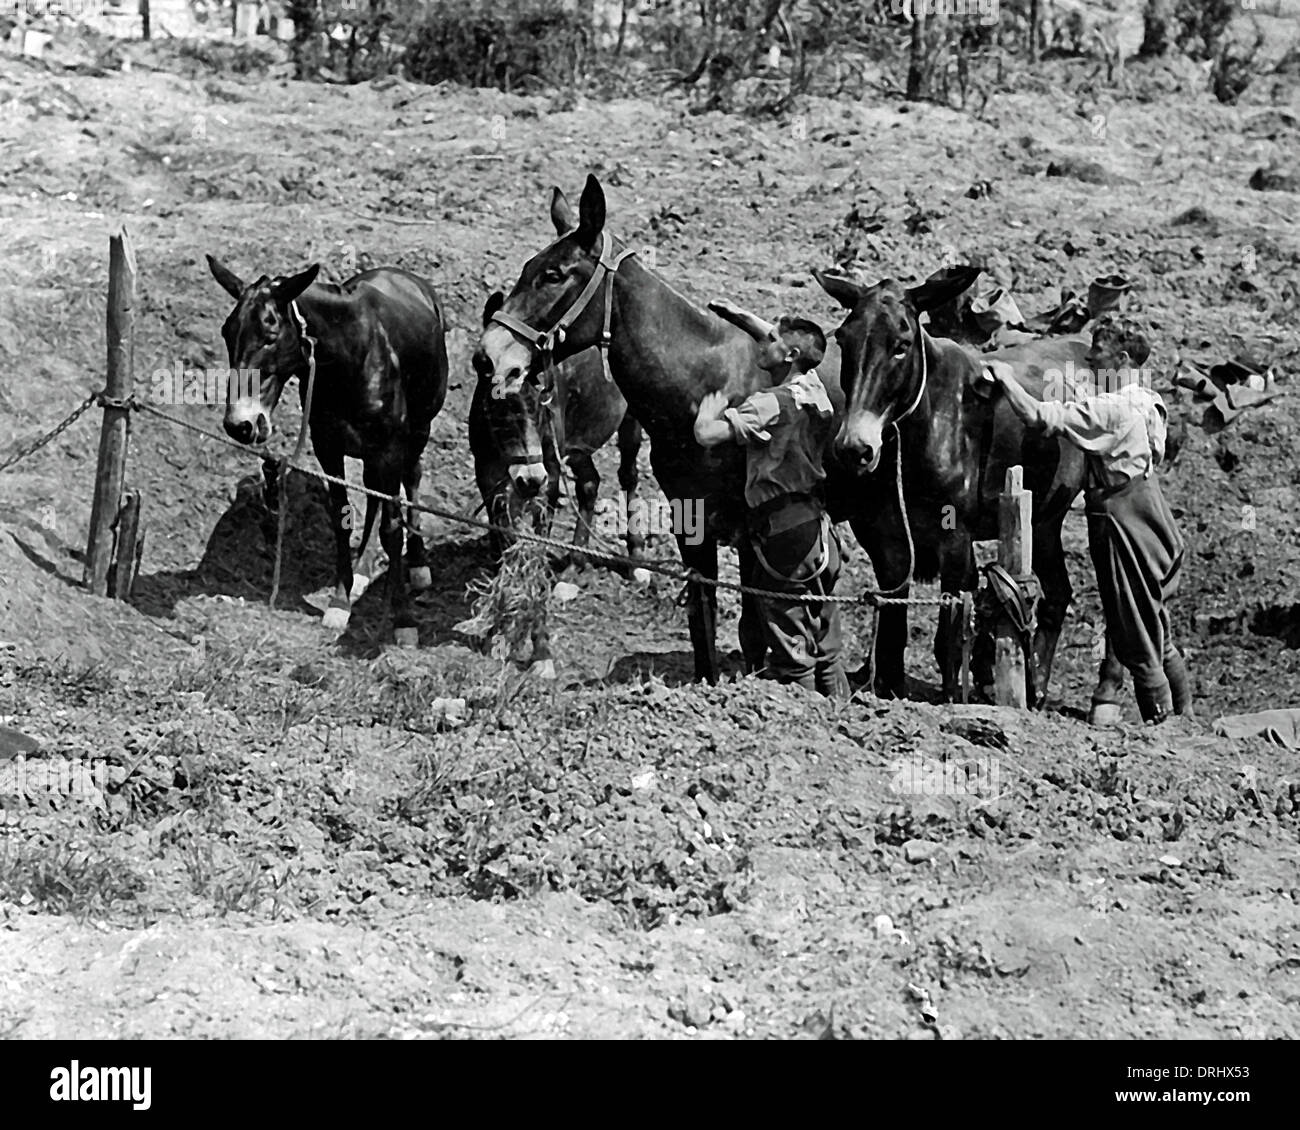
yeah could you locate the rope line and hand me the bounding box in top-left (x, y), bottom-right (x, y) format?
top-left (2, 389), bottom-right (964, 610)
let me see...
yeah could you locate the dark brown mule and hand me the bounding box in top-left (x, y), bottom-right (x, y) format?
top-left (207, 256), bottom-right (448, 643)
top-left (469, 290), bottom-right (645, 677)
top-left (816, 268), bottom-right (1090, 704)
top-left (473, 175), bottom-right (845, 683)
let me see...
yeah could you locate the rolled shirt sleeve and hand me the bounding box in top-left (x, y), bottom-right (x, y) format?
top-left (724, 389), bottom-right (782, 445)
top-left (1033, 397), bottom-right (1126, 457)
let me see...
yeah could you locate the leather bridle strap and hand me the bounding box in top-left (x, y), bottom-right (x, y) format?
top-left (488, 230), bottom-right (638, 384)
top-left (894, 328), bottom-right (930, 427)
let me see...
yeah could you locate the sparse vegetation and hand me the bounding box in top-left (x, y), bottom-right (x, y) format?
top-left (2, 0), bottom-right (1299, 1040)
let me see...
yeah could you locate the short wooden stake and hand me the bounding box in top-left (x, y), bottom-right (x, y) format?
top-left (85, 225), bottom-right (136, 596)
top-left (109, 489), bottom-right (143, 600)
top-left (994, 465), bottom-right (1032, 708)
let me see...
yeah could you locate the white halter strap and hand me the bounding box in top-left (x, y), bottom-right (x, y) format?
top-left (894, 330), bottom-right (930, 426)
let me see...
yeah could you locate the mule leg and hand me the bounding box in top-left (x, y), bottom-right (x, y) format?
top-left (677, 532), bottom-right (720, 684)
top-left (527, 613), bottom-right (556, 680)
top-left (568, 451), bottom-right (600, 570)
top-left (365, 459), bottom-right (416, 647)
top-left (483, 482), bottom-right (509, 563)
top-left (403, 439), bottom-right (431, 591)
top-left (526, 602), bottom-right (557, 681)
top-left (934, 533), bottom-right (974, 702)
top-left (736, 538), bottom-right (768, 674)
top-left (849, 509), bottom-right (911, 700)
top-left (260, 456), bottom-right (282, 549)
top-left (317, 443), bottom-right (355, 631)
top-left (523, 499), bottom-right (558, 679)
top-left (616, 415), bottom-right (646, 565)
top-left (1032, 516), bottom-right (1074, 707)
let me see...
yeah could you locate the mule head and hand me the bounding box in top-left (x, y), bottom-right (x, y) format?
top-left (206, 255), bottom-right (320, 445)
top-left (473, 174), bottom-right (615, 389)
top-left (816, 265), bottom-right (980, 472)
top-left (476, 290), bottom-right (549, 500)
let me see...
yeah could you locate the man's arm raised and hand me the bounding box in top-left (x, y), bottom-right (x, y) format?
top-left (708, 299), bottom-right (776, 342)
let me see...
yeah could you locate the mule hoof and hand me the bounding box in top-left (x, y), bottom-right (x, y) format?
top-left (322, 605), bottom-right (350, 631)
top-left (349, 574), bottom-right (370, 601)
top-left (529, 658), bottom-right (557, 681)
top-left (1088, 703), bottom-right (1123, 726)
top-left (408, 565), bottom-right (432, 591)
top-left (394, 627), bottom-right (419, 648)
top-left (630, 567), bottom-right (652, 586)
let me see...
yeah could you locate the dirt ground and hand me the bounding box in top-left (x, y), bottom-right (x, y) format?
top-left (2, 22), bottom-right (1300, 1039)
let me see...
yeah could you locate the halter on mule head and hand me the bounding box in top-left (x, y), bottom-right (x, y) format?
top-left (487, 230), bottom-right (638, 391)
top-left (476, 342), bottom-right (551, 502)
top-left (484, 229), bottom-right (637, 469)
top-left (207, 255), bottom-right (320, 446)
top-left (815, 265), bottom-right (981, 470)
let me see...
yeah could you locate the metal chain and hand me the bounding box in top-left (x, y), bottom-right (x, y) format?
top-left (0, 393), bottom-right (100, 475)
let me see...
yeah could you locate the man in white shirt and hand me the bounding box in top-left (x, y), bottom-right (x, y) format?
top-left (985, 317), bottom-right (1190, 724)
top-left (694, 301), bottom-right (848, 699)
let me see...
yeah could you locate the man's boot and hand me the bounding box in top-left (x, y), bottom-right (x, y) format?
top-left (817, 661), bottom-right (851, 701)
top-left (1164, 649), bottom-right (1193, 717)
top-left (1136, 681), bottom-right (1175, 725)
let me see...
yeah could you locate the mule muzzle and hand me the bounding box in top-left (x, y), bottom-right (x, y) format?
top-left (509, 460), bottom-right (548, 499)
top-left (835, 415), bottom-right (886, 474)
top-left (224, 409), bottom-right (270, 446)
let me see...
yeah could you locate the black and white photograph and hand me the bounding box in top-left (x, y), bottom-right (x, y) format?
top-left (0, 0), bottom-right (1297, 1076)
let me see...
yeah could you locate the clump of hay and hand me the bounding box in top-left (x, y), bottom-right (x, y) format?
top-left (453, 535), bottom-right (552, 662)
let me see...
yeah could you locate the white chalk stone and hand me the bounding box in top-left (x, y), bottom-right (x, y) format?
top-left (631, 568), bottom-right (652, 586)
top-left (322, 605), bottom-right (350, 631)
top-left (1088, 703), bottom-right (1122, 726)
top-left (529, 658), bottom-right (558, 681)
top-left (551, 581), bottom-right (580, 603)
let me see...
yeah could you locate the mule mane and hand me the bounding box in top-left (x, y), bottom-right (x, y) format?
top-left (610, 235), bottom-right (732, 341)
top-left (550, 225), bottom-right (728, 341)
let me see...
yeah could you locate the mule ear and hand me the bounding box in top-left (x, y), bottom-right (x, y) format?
top-left (207, 254), bottom-right (246, 300)
top-left (482, 290), bottom-right (504, 327)
top-left (906, 265), bottom-right (982, 313)
top-left (814, 268), bottom-right (867, 310)
top-left (550, 187), bottom-right (576, 235)
top-left (272, 263), bottom-right (320, 304)
top-left (575, 174), bottom-right (606, 250)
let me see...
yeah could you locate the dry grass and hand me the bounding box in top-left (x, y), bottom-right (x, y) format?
top-left (454, 536), bottom-right (553, 662)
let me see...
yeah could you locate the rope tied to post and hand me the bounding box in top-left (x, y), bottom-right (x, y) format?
top-left (6, 383), bottom-right (974, 611)
top-left (977, 562), bottom-right (1041, 702)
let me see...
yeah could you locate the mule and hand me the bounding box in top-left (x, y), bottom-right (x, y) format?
top-left (816, 268), bottom-right (1093, 704)
top-left (206, 256), bottom-right (448, 643)
top-left (473, 174), bottom-right (849, 684)
top-left (469, 290), bottom-right (645, 676)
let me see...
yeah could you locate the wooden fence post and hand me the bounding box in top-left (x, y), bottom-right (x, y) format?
top-left (994, 465), bottom-right (1032, 708)
top-left (85, 226), bottom-right (136, 596)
